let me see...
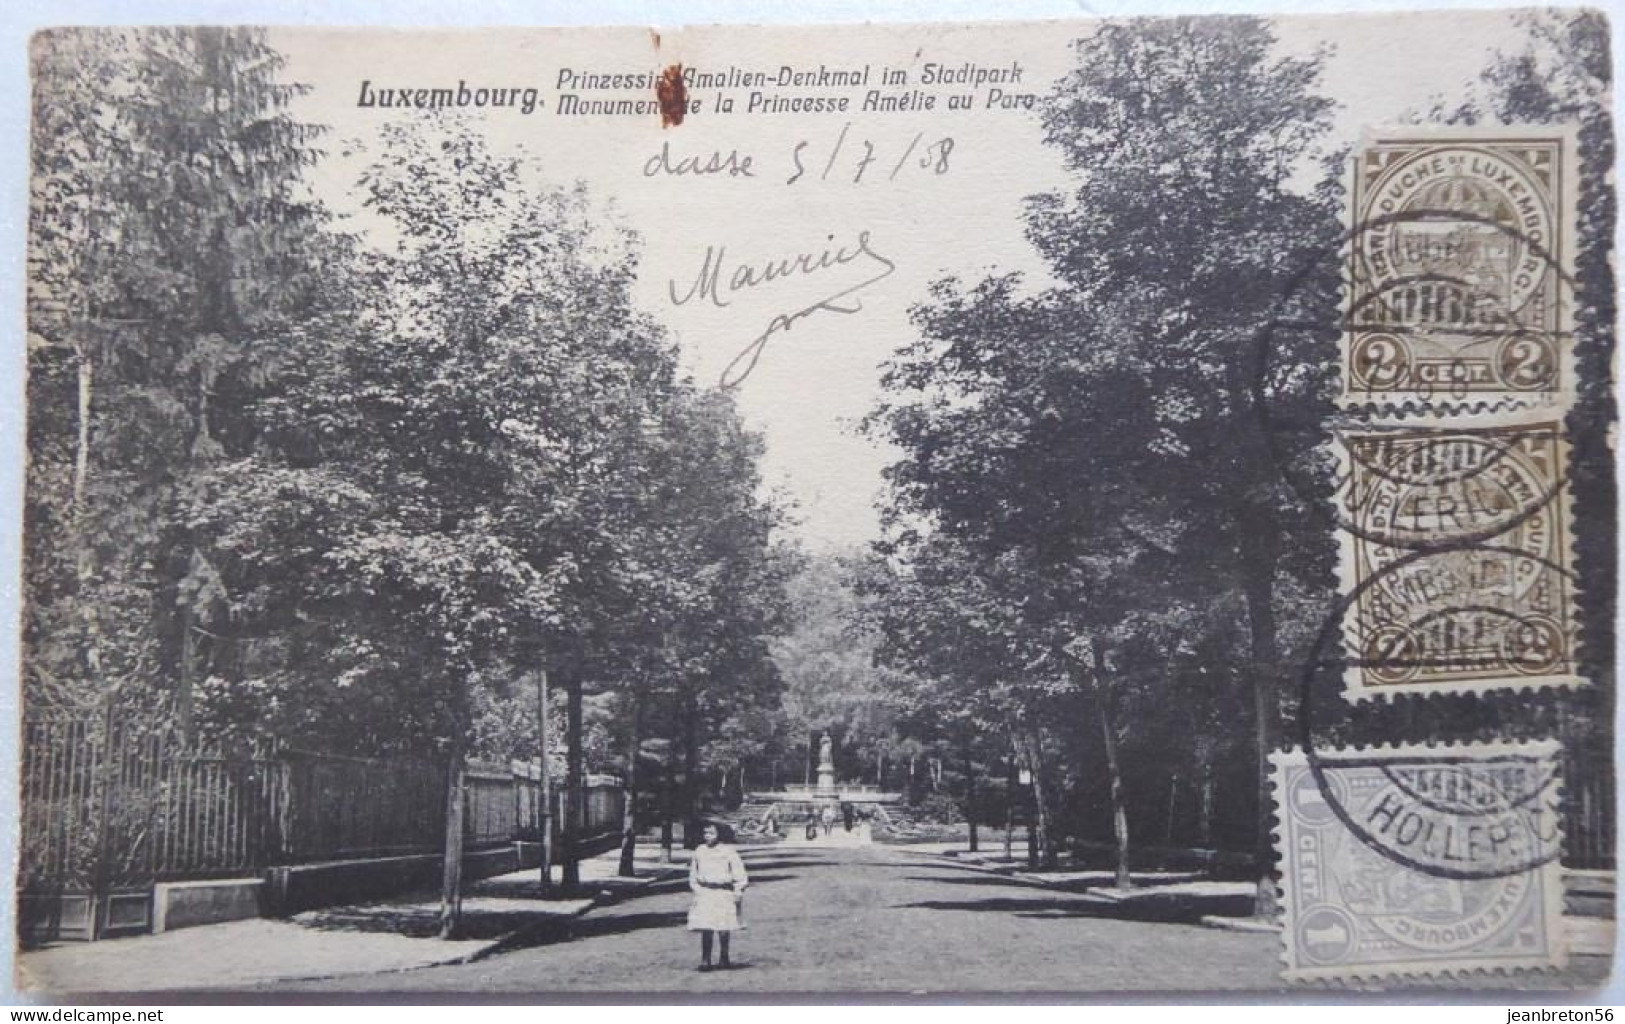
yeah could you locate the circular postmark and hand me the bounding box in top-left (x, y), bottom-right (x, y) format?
top-left (1356, 146), bottom-right (1555, 323)
top-left (1347, 143), bottom-right (1563, 404)
top-left (1345, 275), bottom-right (1560, 399)
top-left (1247, 206), bottom-right (1576, 549)
top-left (1256, 141), bottom-right (1575, 901)
top-left (1294, 541), bottom-right (1569, 881)
top-left (1347, 543), bottom-right (1576, 694)
top-left (1341, 424), bottom-right (1568, 552)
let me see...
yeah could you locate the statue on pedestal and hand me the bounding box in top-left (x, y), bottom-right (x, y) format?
top-left (815, 730), bottom-right (837, 797)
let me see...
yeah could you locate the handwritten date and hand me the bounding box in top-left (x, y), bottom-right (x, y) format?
top-left (642, 128), bottom-right (953, 185)
top-left (786, 126), bottom-right (954, 185)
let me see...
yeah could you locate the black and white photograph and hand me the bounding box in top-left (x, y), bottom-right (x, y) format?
top-left (10, 7), bottom-right (1618, 999)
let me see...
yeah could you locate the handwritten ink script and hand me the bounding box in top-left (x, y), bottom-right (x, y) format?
top-left (643, 129), bottom-right (954, 185)
top-left (668, 230), bottom-right (898, 388)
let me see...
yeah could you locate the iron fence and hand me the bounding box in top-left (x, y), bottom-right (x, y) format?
top-left (20, 712), bottom-right (627, 899)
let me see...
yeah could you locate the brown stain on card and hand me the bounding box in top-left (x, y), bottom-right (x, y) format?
top-left (657, 63), bottom-right (686, 127)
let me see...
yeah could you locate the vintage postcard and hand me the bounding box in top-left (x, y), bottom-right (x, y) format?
top-left (14, 10), bottom-right (1615, 998)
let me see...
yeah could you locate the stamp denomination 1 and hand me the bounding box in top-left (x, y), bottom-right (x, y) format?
top-left (1274, 743), bottom-right (1566, 984)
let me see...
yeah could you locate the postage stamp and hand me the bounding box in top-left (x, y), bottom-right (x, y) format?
top-left (1273, 742), bottom-right (1566, 984)
top-left (1340, 129), bottom-right (1577, 410)
top-left (1334, 409), bottom-right (1580, 701)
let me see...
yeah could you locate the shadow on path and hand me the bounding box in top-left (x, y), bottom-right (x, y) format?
top-left (737, 857), bottom-right (837, 871)
top-left (500, 909), bottom-right (690, 952)
top-left (880, 858), bottom-right (997, 872)
top-left (296, 904), bottom-right (536, 941)
top-left (894, 894), bottom-right (1241, 927)
top-left (896, 873), bottom-right (1087, 891)
top-left (594, 878), bottom-right (690, 905)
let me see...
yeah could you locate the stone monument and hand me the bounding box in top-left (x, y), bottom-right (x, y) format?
top-left (815, 731), bottom-right (837, 798)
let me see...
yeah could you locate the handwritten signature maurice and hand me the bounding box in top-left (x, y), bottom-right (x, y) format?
top-left (667, 230), bottom-right (897, 388)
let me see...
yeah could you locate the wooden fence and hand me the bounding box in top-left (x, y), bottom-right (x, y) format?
top-left (281, 749), bottom-right (444, 861)
top-left (19, 712), bottom-right (625, 897)
top-left (488, 763), bottom-right (625, 848)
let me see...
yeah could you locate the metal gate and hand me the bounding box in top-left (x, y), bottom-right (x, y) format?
top-left (19, 709), bottom-right (288, 943)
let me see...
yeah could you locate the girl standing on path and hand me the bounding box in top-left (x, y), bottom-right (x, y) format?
top-left (688, 823), bottom-right (748, 970)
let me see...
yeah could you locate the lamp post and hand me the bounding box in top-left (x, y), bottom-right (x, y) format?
top-left (1003, 756), bottom-right (1015, 863)
top-left (1018, 763), bottom-right (1036, 870)
top-left (536, 668), bottom-right (552, 894)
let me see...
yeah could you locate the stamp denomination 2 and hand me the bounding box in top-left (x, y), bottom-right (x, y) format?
top-left (1341, 132), bottom-right (1575, 408)
top-left (1274, 743), bottom-right (1566, 983)
top-left (1336, 416), bottom-right (1580, 701)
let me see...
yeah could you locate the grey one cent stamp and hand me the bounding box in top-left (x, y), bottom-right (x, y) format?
top-left (1273, 742), bottom-right (1565, 983)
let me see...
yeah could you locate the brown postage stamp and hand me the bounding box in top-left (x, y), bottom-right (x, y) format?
top-left (1273, 742), bottom-right (1566, 984)
top-left (1341, 130), bottom-right (1577, 410)
top-left (1334, 409), bottom-right (1580, 701)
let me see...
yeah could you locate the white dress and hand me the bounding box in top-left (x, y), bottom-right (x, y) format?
top-left (687, 843), bottom-right (748, 932)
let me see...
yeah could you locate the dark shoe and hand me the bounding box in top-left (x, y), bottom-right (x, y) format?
top-left (718, 960), bottom-right (733, 970)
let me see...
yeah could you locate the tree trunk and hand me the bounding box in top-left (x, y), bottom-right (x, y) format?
top-left (618, 698), bottom-right (640, 878)
top-left (1036, 756), bottom-right (1056, 868)
top-left (438, 750), bottom-right (466, 939)
top-left (1166, 772), bottom-right (1179, 845)
top-left (964, 750), bottom-right (978, 853)
top-left (682, 700), bottom-right (700, 835)
top-left (536, 669), bottom-right (552, 893)
top-left (1243, 562), bottom-right (1280, 918)
top-left (660, 753), bottom-right (675, 864)
top-left (1200, 761), bottom-right (1214, 848)
top-left (177, 604), bottom-right (196, 743)
top-left (1090, 645), bottom-right (1132, 890)
top-left (562, 661), bottom-right (583, 890)
top-left (1019, 731), bottom-right (1054, 868)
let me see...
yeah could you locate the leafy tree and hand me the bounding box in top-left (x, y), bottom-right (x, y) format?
top-left (25, 28), bottom-right (328, 729)
top-left (772, 552), bottom-right (899, 784)
top-left (574, 382), bottom-right (794, 874)
top-left (654, 391), bottom-right (796, 844)
top-left (868, 18), bottom-right (1342, 905)
top-left (25, 28), bottom-right (799, 933)
top-left (855, 535), bottom-right (1062, 859)
top-left (1030, 18), bottom-right (1340, 909)
top-left (172, 114), bottom-right (695, 928)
